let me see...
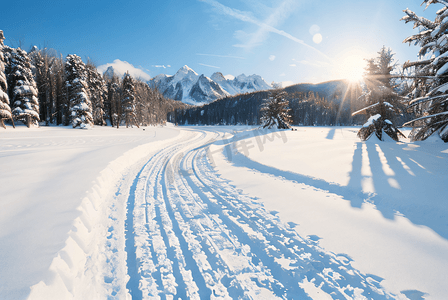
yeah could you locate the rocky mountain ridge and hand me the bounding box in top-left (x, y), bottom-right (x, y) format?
top-left (150, 65), bottom-right (272, 105)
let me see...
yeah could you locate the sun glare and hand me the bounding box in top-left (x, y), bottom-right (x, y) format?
top-left (344, 66), bottom-right (364, 83)
top-left (335, 48), bottom-right (368, 83)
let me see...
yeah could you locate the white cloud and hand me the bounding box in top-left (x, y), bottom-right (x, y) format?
top-left (97, 59), bottom-right (151, 81)
top-left (269, 55), bottom-right (276, 61)
top-left (290, 64), bottom-right (296, 67)
top-left (153, 65), bottom-right (171, 69)
top-left (197, 53), bottom-right (245, 59)
top-left (198, 63), bottom-right (220, 69)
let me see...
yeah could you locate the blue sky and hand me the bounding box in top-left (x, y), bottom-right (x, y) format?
top-left (2, 0), bottom-right (440, 85)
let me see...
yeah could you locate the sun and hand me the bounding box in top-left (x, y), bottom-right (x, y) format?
top-left (343, 65), bottom-right (364, 83)
top-left (334, 47), bottom-right (368, 83)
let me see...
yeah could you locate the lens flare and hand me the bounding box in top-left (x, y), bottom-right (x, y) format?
top-left (313, 33), bottom-right (323, 44)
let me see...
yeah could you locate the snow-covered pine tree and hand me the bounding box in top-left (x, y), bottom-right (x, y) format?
top-left (0, 30), bottom-right (14, 129)
top-left (260, 89), bottom-right (291, 129)
top-left (121, 72), bottom-right (138, 128)
top-left (86, 61), bottom-right (106, 126)
top-left (401, 1), bottom-right (448, 141)
top-left (352, 46), bottom-right (406, 141)
top-left (65, 54), bottom-right (93, 128)
top-left (3, 46), bottom-right (40, 127)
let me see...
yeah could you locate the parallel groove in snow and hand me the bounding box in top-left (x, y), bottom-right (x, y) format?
top-left (124, 129), bottom-right (394, 299)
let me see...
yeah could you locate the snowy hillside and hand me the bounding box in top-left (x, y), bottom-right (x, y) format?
top-left (1, 125), bottom-right (447, 299)
top-left (150, 66), bottom-right (272, 105)
top-left (284, 79), bottom-right (353, 104)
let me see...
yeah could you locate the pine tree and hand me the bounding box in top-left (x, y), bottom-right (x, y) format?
top-left (4, 46), bottom-right (39, 127)
top-left (260, 89), bottom-right (291, 129)
top-left (29, 47), bottom-right (63, 126)
top-left (107, 76), bottom-right (121, 127)
top-left (65, 54), bottom-right (93, 128)
top-left (121, 72), bottom-right (138, 128)
top-left (353, 46), bottom-right (405, 141)
top-left (401, 1), bottom-right (448, 141)
top-left (0, 30), bottom-right (14, 128)
top-left (86, 61), bottom-right (106, 126)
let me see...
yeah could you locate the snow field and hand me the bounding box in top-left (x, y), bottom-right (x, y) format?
top-left (116, 126), bottom-right (395, 299)
top-left (28, 130), bottom-right (184, 299)
top-left (2, 125), bottom-right (448, 299)
top-left (211, 126), bottom-right (448, 299)
top-left (0, 124), bottom-right (179, 299)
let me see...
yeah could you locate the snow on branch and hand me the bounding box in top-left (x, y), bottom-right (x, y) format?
top-left (401, 9), bottom-right (436, 29)
top-left (408, 94), bottom-right (447, 107)
top-left (352, 102), bottom-right (379, 116)
top-left (403, 111), bottom-right (448, 126)
top-left (423, 0), bottom-right (448, 9)
top-left (436, 61), bottom-right (448, 76)
top-left (428, 81), bottom-right (448, 95)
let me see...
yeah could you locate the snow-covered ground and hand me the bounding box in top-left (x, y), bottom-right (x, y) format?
top-left (1, 125), bottom-right (447, 299)
top-left (0, 124), bottom-right (179, 299)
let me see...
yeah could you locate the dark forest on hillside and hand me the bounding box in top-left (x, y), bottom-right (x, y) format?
top-left (170, 80), bottom-right (374, 126)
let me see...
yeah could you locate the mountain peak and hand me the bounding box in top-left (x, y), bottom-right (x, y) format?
top-left (177, 65), bottom-right (197, 75)
top-left (211, 72), bottom-right (226, 82)
top-left (236, 74), bottom-right (248, 82)
top-left (149, 67), bottom-right (271, 105)
top-left (103, 66), bottom-right (115, 80)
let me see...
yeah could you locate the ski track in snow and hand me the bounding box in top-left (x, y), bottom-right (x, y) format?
top-left (112, 128), bottom-right (395, 299)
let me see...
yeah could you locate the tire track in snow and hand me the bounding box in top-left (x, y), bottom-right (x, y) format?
top-left (123, 128), bottom-right (395, 299)
top-left (125, 164), bottom-right (145, 299)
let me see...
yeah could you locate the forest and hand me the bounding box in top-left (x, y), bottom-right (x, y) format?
top-left (0, 32), bottom-right (187, 129)
top-left (170, 78), bottom-right (408, 127)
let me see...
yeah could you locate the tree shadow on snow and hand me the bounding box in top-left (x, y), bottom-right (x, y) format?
top-left (347, 138), bottom-right (448, 241)
top-left (217, 129), bottom-right (448, 242)
top-left (325, 128), bottom-right (336, 140)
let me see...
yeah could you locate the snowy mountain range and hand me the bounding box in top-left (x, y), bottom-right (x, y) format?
top-left (150, 65), bottom-right (272, 105)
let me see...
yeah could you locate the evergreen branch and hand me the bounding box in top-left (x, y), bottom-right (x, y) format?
top-left (403, 111), bottom-right (448, 126)
top-left (403, 59), bottom-right (433, 69)
top-left (423, 0), bottom-right (448, 9)
top-left (402, 9), bottom-right (436, 29)
top-left (351, 102), bottom-right (379, 116)
top-left (408, 94), bottom-right (447, 107)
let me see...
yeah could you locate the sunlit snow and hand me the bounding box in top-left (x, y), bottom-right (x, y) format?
top-left (1, 124), bottom-right (447, 299)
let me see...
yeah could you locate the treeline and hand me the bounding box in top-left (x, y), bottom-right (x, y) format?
top-left (171, 91), bottom-right (268, 126)
top-left (171, 81), bottom-right (368, 126)
top-left (0, 31), bottom-right (186, 129)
